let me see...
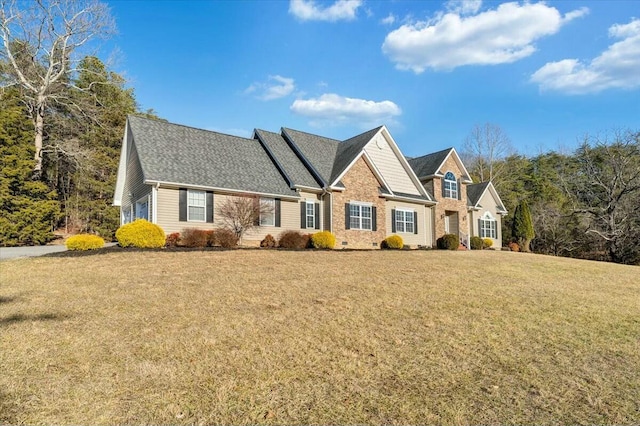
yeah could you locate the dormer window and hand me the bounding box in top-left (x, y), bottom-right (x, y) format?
top-left (444, 171), bottom-right (458, 199)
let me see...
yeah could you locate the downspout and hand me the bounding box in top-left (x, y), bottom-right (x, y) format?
top-left (152, 183), bottom-right (159, 224)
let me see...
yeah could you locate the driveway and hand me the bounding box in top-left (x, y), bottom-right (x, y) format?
top-left (0, 245), bottom-right (68, 260)
top-left (0, 243), bottom-right (118, 261)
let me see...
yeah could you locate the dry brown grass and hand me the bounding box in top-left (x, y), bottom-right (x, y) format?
top-left (1, 250), bottom-right (638, 424)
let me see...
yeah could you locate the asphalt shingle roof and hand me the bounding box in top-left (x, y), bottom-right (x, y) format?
top-left (254, 129), bottom-right (321, 189)
top-left (407, 148), bottom-right (452, 179)
top-left (467, 181), bottom-right (490, 206)
top-left (281, 128), bottom-right (340, 185)
top-left (127, 115), bottom-right (297, 197)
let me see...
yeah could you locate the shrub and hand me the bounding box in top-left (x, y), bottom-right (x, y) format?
top-left (215, 228), bottom-right (238, 248)
top-left (311, 231), bottom-right (336, 249)
top-left (278, 230), bottom-right (308, 249)
top-left (482, 238), bottom-right (494, 249)
top-left (181, 228), bottom-right (208, 248)
top-left (381, 235), bottom-right (404, 249)
top-left (66, 234), bottom-right (105, 251)
top-left (115, 219), bottom-right (165, 248)
top-left (508, 241), bottom-right (520, 252)
top-left (205, 230), bottom-right (216, 247)
top-left (470, 236), bottom-right (483, 250)
top-left (165, 232), bottom-right (181, 247)
top-left (260, 234), bottom-right (277, 248)
top-left (437, 233), bottom-right (460, 250)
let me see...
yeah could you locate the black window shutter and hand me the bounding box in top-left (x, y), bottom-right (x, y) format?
top-left (458, 179), bottom-right (462, 200)
top-left (478, 218), bottom-right (482, 238)
top-left (253, 197), bottom-right (260, 226)
top-left (206, 191), bottom-right (214, 223)
top-left (441, 180), bottom-right (446, 199)
top-left (344, 203), bottom-right (350, 230)
top-left (391, 209), bottom-right (397, 233)
top-left (275, 199), bottom-right (281, 227)
top-left (372, 206), bottom-right (377, 231)
top-left (179, 188), bottom-right (187, 222)
top-left (300, 202), bottom-right (306, 229)
top-left (314, 203), bottom-right (320, 229)
top-left (414, 211), bottom-right (418, 234)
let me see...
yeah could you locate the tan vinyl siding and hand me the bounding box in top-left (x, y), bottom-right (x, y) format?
top-left (385, 201), bottom-right (427, 247)
top-left (156, 187), bottom-right (313, 243)
top-left (469, 189), bottom-right (503, 247)
top-left (122, 141), bottom-right (151, 222)
top-left (364, 133), bottom-right (421, 196)
top-left (425, 206), bottom-right (434, 247)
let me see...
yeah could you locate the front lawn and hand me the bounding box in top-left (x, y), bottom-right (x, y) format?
top-left (1, 250), bottom-right (638, 424)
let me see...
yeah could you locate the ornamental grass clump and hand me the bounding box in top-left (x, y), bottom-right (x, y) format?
top-left (311, 231), bottom-right (336, 249)
top-left (115, 219), bottom-right (165, 248)
top-left (66, 234), bottom-right (105, 251)
top-left (382, 235), bottom-right (403, 249)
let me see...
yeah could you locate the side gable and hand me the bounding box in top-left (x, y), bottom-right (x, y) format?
top-left (113, 121), bottom-right (130, 206)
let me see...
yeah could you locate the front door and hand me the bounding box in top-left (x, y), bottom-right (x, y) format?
top-left (445, 211), bottom-right (459, 235)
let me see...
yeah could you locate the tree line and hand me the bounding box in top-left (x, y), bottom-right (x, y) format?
top-left (1, 0), bottom-right (638, 265)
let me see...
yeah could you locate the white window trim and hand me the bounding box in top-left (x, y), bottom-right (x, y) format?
top-left (480, 212), bottom-right (497, 239)
top-left (395, 208), bottom-right (415, 234)
top-left (260, 197), bottom-right (275, 227)
top-left (135, 195), bottom-right (150, 221)
top-left (349, 201), bottom-right (373, 231)
top-left (306, 200), bottom-right (315, 229)
top-left (187, 189), bottom-right (206, 222)
top-left (444, 171), bottom-right (458, 199)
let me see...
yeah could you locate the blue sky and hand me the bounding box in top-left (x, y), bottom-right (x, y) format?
top-left (104, 0), bottom-right (639, 157)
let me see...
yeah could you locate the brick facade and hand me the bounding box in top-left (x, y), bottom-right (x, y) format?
top-left (332, 156), bottom-right (386, 249)
top-left (430, 154), bottom-right (469, 241)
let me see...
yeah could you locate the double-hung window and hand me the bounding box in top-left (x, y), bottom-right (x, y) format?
top-left (395, 209), bottom-right (415, 233)
top-left (480, 212), bottom-right (497, 239)
top-left (306, 201), bottom-right (315, 229)
top-left (188, 190), bottom-right (206, 221)
top-left (349, 203), bottom-right (372, 230)
top-left (443, 171), bottom-right (458, 199)
top-left (260, 198), bottom-right (275, 226)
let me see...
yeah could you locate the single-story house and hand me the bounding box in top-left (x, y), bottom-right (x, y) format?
top-left (114, 115), bottom-right (506, 248)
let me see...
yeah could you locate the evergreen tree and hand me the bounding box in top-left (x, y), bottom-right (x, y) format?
top-left (512, 200), bottom-right (535, 252)
top-left (0, 88), bottom-right (60, 245)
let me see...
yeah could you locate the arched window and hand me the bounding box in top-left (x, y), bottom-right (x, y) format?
top-left (443, 171), bottom-right (458, 199)
top-left (480, 211), bottom-right (497, 239)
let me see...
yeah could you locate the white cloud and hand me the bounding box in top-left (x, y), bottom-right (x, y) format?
top-left (531, 18), bottom-right (640, 94)
top-left (382, 2), bottom-right (588, 73)
top-left (290, 93), bottom-right (401, 126)
top-left (244, 75), bottom-right (295, 101)
top-left (289, 0), bottom-right (362, 22)
top-left (446, 0), bottom-right (482, 16)
top-left (381, 14), bottom-right (396, 25)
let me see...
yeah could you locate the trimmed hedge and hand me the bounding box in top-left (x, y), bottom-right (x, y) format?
top-left (437, 233), bottom-right (460, 250)
top-left (115, 219), bottom-right (165, 248)
top-left (278, 230), bottom-right (309, 249)
top-left (381, 235), bottom-right (404, 249)
top-left (66, 234), bottom-right (105, 251)
top-left (311, 231), bottom-right (336, 249)
top-left (470, 236), bottom-right (483, 250)
top-left (215, 228), bottom-right (238, 248)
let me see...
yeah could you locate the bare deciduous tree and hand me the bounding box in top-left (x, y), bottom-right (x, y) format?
top-left (462, 123), bottom-right (514, 185)
top-left (0, 0), bottom-right (115, 173)
top-left (218, 195), bottom-right (275, 244)
top-left (567, 130), bottom-right (640, 264)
